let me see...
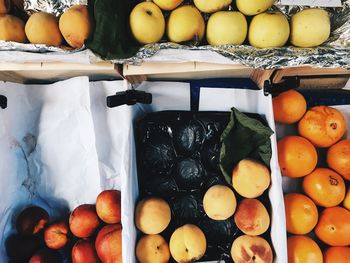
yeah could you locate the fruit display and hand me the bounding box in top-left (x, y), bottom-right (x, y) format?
top-left (273, 89), bottom-right (350, 262)
top-left (5, 189), bottom-right (122, 262)
top-left (134, 111), bottom-right (275, 262)
top-left (129, 0), bottom-right (331, 48)
top-left (0, 3), bottom-right (92, 48)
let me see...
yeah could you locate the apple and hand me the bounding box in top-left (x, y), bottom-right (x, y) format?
top-left (291, 8), bottom-right (330, 47)
top-left (29, 248), bottom-right (61, 263)
top-left (169, 224), bottom-right (206, 263)
top-left (136, 234), bottom-right (170, 263)
top-left (248, 11), bottom-right (290, 48)
top-left (16, 206), bottom-right (49, 236)
top-left (153, 0), bottom-right (183, 11)
top-left (135, 197), bottom-right (171, 235)
top-left (69, 204), bottom-right (100, 238)
top-left (203, 185), bottom-right (237, 220)
top-left (96, 189), bottom-right (121, 224)
top-left (236, 0), bottom-right (275, 16)
top-left (193, 0), bottom-right (232, 13)
top-left (44, 221), bottom-right (69, 250)
top-left (206, 11), bottom-right (247, 45)
top-left (167, 5), bottom-right (205, 44)
top-left (72, 239), bottom-right (100, 263)
top-left (95, 224), bottom-right (122, 263)
top-left (130, 2), bottom-right (165, 44)
top-left (231, 235), bottom-right (273, 263)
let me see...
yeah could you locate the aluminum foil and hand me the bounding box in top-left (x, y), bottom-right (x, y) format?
top-left (24, 0), bottom-right (87, 16)
top-left (114, 0), bottom-right (350, 69)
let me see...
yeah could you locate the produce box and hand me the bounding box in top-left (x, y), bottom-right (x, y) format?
top-left (117, 80), bottom-right (287, 262)
top-left (0, 77), bottom-right (127, 262)
top-left (273, 87), bottom-right (350, 261)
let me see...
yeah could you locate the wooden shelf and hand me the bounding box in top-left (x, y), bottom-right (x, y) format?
top-left (0, 62), bottom-right (121, 83)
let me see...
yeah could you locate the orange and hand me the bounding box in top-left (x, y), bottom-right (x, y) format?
top-left (327, 139), bottom-right (350, 181)
top-left (287, 235), bottom-right (323, 263)
top-left (303, 168), bottom-right (345, 207)
top-left (273, 90), bottom-right (307, 124)
top-left (277, 136), bottom-right (318, 178)
top-left (343, 188), bottom-right (350, 210)
top-left (324, 246), bottom-right (350, 263)
top-left (298, 106), bottom-right (346, 148)
top-left (284, 193), bottom-right (318, 234)
top-left (315, 206), bottom-right (350, 246)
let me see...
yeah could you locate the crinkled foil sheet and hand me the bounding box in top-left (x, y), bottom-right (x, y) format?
top-left (0, 0), bottom-right (86, 54)
top-left (115, 0), bottom-right (350, 69)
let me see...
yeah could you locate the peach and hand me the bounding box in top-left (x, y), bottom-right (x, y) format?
top-left (6, 234), bottom-right (40, 262)
top-left (234, 199), bottom-right (270, 236)
top-left (44, 221), bottom-right (69, 250)
top-left (96, 190), bottom-right (121, 224)
top-left (135, 197), bottom-right (171, 234)
top-left (203, 185), bottom-right (237, 220)
top-left (232, 159), bottom-right (271, 198)
top-left (29, 248), bottom-right (61, 263)
top-left (169, 224), bottom-right (206, 263)
top-left (231, 235), bottom-right (273, 263)
top-left (69, 204), bottom-right (100, 238)
top-left (72, 239), bottom-right (100, 263)
top-left (136, 234), bottom-right (170, 263)
top-left (95, 224), bottom-right (122, 263)
top-left (16, 206), bottom-right (49, 236)
top-left (0, 0), bottom-right (10, 14)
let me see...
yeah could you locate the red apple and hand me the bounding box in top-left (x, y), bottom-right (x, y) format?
top-left (44, 221), bottom-right (69, 249)
top-left (95, 224), bottom-right (122, 263)
top-left (72, 239), bottom-right (100, 263)
top-left (16, 206), bottom-right (49, 236)
top-left (69, 204), bottom-right (100, 238)
top-left (96, 190), bottom-right (121, 224)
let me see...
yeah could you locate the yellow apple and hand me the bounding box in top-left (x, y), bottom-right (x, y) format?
top-left (206, 11), bottom-right (247, 45)
top-left (193, 0), bottom-right (232, 13)
top-left (169, 224), bottom-right (206, 263)
top-left (130, 2), bottom-right (165, 44)
top-left (248, 11), bottom-right (290, 48)
top-left (167, 5), bottom-right (205, 44)
top-left (136, 234), bottom-right (170, 263)
top-left (153, 0), bottom-right (183, 11)
top-left (236, 0), bottom-right (275, 16)
top-left (291, 8), bottom-right (330, 48)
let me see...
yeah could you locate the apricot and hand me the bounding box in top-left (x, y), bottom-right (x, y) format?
top-left (232, 159), bottom-right (271, 198)
top-left (29, 248), bottom-right (61, 263)
top-left (0, 0), bottom-right (10, 14)
top-left (59, 5), bottom-right (92, 48)
top-left (231, 235), bottom-right (273, 263)
top-left (95, 224), bottom-right (122, 263)
top-left (135, 197), bottom-right (171, 234)
top-left (234, 199), bottom-right (270, 236)
top-left (169, 224), bottom-right (206, 263)
top-left (203, 184), bottom-right (236, 220)
top-left (25, 12), bottom-right (62, 46)
top-left (6, 234), bottom-right (40, 262)
top-left (96, 189), bottom-right (121, 224)
top-left (72, 239), bottom-right (100, 263)
top-left (136, 234), bottom-right (170, 263)
top-left (69, 204), bottom-right (100, 238)
top-left (44, 221), bottom-right (69, 250)
top-left (0, 14), bottom-right (26, 43)
top-left (16, 206), bottom-right (49, 236)
top-left (327, 139), bottom-right (350, 180)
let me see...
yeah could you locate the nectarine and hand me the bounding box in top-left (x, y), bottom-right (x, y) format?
top-left (29, 248), bottom-right (61, 263)
top-left (16, 206), bottom-right (49, 236)
top-left (72, 239), bottom-right (100, 263)
top-left (96, 190), bottom-right (121, 224)
top-left (95, 224), bottom-right (122, 263)
top-left (6, 234), bottom-right (40, 262)
top-left (69, 204), bottom-right (100, 238)
top-left (44, 221), bottom-right (69, 249)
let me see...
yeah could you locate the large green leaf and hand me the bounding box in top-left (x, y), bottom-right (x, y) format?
top-left (219, 108), bottom-right (274, 184)
top-left (86, 0), bottom-right (140, 60)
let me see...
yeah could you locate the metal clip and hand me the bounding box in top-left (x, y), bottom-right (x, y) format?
top-left (106, 89), bottom-right (152, 108)
top-left (0, 95), bottom-right (7, 109)
top-left (263, 76), bottom-right (300, 96)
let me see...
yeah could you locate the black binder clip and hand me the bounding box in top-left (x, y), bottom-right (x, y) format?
top-left (0, 95), bottom-right (7, 109)
top-left (106, 90), bottom-right (152, 108)
top-left (263, 76), bottom-right (300, 97)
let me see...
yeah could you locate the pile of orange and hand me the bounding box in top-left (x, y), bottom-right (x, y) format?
top-left (273, 90), bottom-right (350, 263)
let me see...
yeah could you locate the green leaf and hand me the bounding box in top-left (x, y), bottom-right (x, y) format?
top-left (219, 108), bottom-right (274, 185)
top-left (86, 0), bottom-right (141, 60)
